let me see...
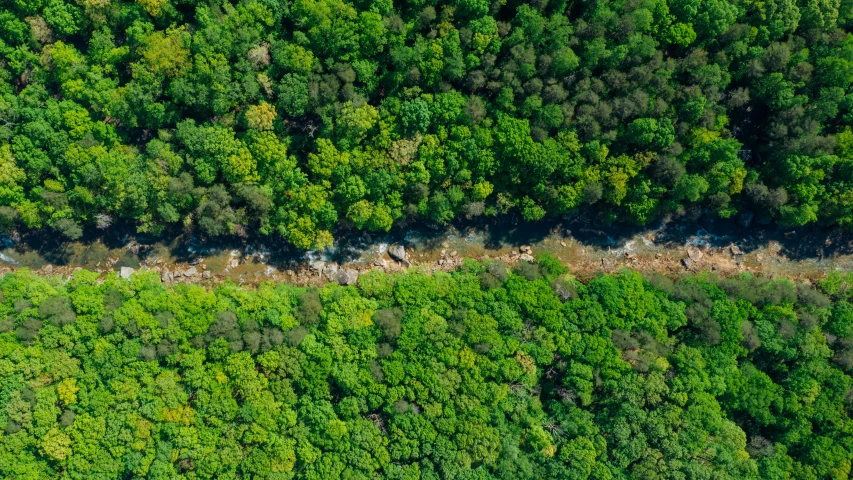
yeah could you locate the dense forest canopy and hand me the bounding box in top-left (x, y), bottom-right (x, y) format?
top-left (1, 260), bottom-right (853, 478)
top-left (0, 0), bottom-right (851, 246)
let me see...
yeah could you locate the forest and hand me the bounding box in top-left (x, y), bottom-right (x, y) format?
top-left (1, 257), bottom-right (852, 478)
top-left (0, 0), bottom-right (851, 248)
top-left (2, 0), bottom-right (853, 478)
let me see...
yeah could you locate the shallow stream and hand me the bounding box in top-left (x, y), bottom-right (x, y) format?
top-left (1, 214), bottom-right (851, 285)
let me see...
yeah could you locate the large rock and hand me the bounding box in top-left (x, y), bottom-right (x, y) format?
top-left (160, 268), bottom-right (172, 283)
top-left (335, 269), bottom-right (360, 285)
top-left (183, 266), bottom-right (197, 277)
top-left (686, 246), bottom-right (704, 262)
top-left (388, 244), bottom-right (410, 266)
top-left (119, 266), bottom-right (135, 279)
top-left (323, 263), bottom-right (339, 279)
top-left (309, 260), bottom-right (326, 272)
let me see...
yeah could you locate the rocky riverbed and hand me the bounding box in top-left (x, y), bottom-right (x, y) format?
top-left (1, 215), bottom-right (852, 286)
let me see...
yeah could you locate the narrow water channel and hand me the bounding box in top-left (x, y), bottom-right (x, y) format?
top-left (1, 214), bottom-right (851, 285)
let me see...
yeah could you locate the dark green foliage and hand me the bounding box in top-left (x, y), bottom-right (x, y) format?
top-left (741, 320), bottom-right (762, 351)
top-left (58, 410), bottom-right (75, 427)
top-left (207, 311), bottom-right (240, 341)
top-left (13, 299), bottom-right (31, 313)
top-left (294, 287), bottom-right (322, 324)
top-left (0, 207), bottom-right (18, 232)
top-left (38, 296), bottom-right (76, 325)
top-left (478, 271), bottom-right (502, 290)
top-left (1, 259), bottom-right (853, 478)
top-left (98, 315), bottom-right (114, 334)
top-left (513, 260), bottom-right (542, 281)
top-left (0, 0), bottom-right (849, 246)
top-left (286, 325), bottom-right (309, 346)
top-left (14, 318), bottom-right (42, 344)
top-left (718, 273), bottom-right (798, 306)
top-left (373, 307), bottom-right (403, 341)
top-left (53, 219), bottom-right (83, 241)
top-left (486, 259), bottom-right (510, 281)
top-left (138, 344), bottom-right (156, 361)
top-left (103, 288), bottom-right (125, 312)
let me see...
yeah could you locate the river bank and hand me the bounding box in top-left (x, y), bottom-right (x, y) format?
top-left (1, 214), bottom-right (851, 286)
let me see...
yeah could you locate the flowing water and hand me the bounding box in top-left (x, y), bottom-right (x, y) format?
top-left (1, 214), bottom-right (852, 285)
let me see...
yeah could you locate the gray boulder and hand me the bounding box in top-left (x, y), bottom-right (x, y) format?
top-left (323, 263), bottom-right (339, 279)
top-left (388, 244), bottom-right (410, 266)
top-left (119, 266), bottom-right (135, 279)
top-left (335, 269), bottom-right (360, 285)
top-left (686, 246), bottom-right (704, 262)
